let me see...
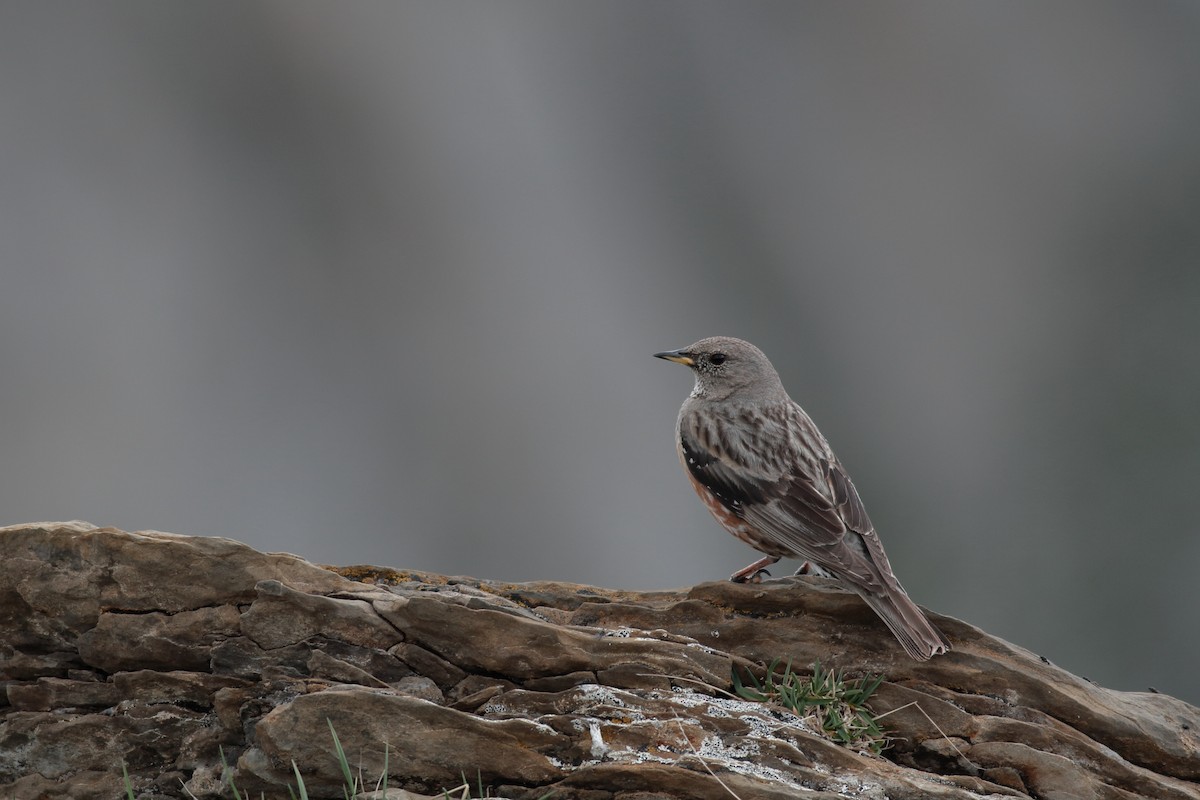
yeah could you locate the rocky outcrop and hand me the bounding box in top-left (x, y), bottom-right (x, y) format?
top-left (1, 521), bottom-right (1196, 800)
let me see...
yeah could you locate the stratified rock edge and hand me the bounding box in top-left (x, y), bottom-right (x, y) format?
top-left (0, 522), bottom-right (1196, 800)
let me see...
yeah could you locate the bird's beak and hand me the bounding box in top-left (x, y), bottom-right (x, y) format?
top-left (654, 349), bottom-right (695, 366)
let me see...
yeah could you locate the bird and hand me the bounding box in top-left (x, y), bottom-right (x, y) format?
top-left (654, 336), bottom-right (950, 661)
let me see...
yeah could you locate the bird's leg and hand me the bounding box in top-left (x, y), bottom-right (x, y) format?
top-left (730, 555), bottom-right (781, 583)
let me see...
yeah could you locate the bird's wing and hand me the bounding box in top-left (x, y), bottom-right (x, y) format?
top-left (745, 459), bottom-right (899, 594)
top-left (680, 404), bottom-right (898, 593)
top-left (679, 405), bottom-right (844, 536)
top-left (678, 426), bottom-right (779, 509)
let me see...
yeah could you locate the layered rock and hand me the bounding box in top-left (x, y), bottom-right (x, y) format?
top-left (0, 522), bottom-right (1196, 799)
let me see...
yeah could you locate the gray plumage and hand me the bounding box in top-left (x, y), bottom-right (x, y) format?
top-left (655, 336), bottom-right (950, 661)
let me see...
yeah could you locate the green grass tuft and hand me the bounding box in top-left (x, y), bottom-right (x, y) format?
top-left (219, 746), bottom-right (248, 800)
top-left (733, 658), bottom-right (889, 754)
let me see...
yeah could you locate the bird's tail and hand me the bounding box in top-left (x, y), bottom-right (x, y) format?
top-left (862, 587), bottom-right (951, 661)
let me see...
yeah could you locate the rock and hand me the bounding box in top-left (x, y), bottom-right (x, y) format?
top-left (393, 675), bottom-right (445, 704)
top-left (111, 669), bottom-right (252, 706)
top-left (242, 690), bottom-right (566, 795)
top-left (78, 605), bottom-right (242, 673)
top-left (389, 642), bottom-right (467, 689)
top-left (6, 677), bottom-right (121, 711)
top-left (5, 771), bottom-right (124, 800)
top-left (241, 579), bottom-right (402, 650)
top-left (0, 521), bottom-right (1197, 800)
top-left (372, 594), bottom-right (732, 685)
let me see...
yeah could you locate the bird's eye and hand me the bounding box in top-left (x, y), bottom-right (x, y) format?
top-left (709, 353), bottom-right (727, 365)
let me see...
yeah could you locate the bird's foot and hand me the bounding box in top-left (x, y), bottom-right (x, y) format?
top-left (729, 555), bottom-right (781, 583)
top-left (731, 568), bottom-right (772, 584)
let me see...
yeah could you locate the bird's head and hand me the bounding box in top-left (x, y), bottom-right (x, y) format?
top-left (654, 336), bottom-right (786, 402)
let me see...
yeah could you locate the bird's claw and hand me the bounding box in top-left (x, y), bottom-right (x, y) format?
top-left (730, 568), bottom-right (772, 584)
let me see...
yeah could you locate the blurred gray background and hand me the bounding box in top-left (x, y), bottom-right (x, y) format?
top-left (2, 3), bottom-right (1198, 704)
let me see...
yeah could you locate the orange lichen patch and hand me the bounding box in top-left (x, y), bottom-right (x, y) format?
top-left (323, 565), bottom-right (451, 586)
